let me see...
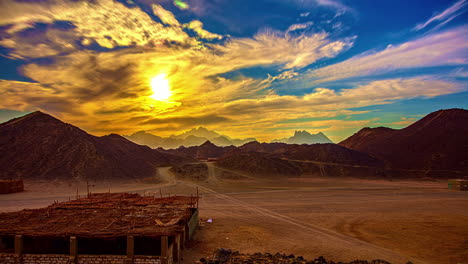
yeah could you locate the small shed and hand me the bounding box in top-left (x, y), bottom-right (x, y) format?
top-left (448, 179), bottom-right (468, 191)
top-left (0, 180), bottom-right (24, 194)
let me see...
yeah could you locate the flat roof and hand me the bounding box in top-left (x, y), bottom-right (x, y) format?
top-left (0, 193), bottom-right (198, 238)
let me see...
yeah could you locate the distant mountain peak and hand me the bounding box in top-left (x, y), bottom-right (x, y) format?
top-left (272, 130), bottom-right (333, 144)
top-left (200, 140), bottom-right (216, 147)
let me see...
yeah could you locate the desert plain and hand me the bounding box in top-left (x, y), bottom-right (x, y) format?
top-left (1, 166), bottom-right (466, 264)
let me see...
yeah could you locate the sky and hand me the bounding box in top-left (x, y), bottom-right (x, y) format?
top-left (0, 0), bottom-right (467, 142)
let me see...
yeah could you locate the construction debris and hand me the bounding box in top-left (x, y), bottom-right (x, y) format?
top-left (197, 249), bottom-right (410, 264)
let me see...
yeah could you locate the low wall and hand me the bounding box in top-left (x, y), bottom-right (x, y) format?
top-left (0, 254), bottom-right (165, 264)
top-left (0, 254), bottom-right (71, 264)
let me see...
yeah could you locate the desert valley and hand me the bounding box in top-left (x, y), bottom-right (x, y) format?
top-left (0, 109), bottom-right (467, 264)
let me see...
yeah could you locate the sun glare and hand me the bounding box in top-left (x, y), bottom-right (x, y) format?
top-left (150, 74), bottom-right (172, 101)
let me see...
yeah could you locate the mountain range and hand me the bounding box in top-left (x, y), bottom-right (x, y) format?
top-left (0, 108), bottom-right (466, 181)
top-left (126, 127), bottom-right (333, 149)
top-left (125, 127), bottom-right (256, 149)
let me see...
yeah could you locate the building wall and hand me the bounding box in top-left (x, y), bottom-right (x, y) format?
top-left (0, 254), bottom-right (164, 264)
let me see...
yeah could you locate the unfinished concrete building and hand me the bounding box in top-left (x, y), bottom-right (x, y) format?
top-left (0, 193), bottom-right (199, 264)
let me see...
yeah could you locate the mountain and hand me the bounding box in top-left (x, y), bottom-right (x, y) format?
top-left (125, 128), bottom-right (257, 149)
top-left (125, 130), bottom-right (164, 148)
top-left (272, 130), bottom-right (333, 144)
top-left (339, 109), bottom-right (468, 176)
top-left (0, 111), bottom-right (192, 180)
top-left (163, 140), bottom-right (236, 159)
top-left (216, 152), bottom-right (303, 178)
top-left (173, 127), bottom-right (221, 140)
top-left (216, 143), bottom-right (383, 178)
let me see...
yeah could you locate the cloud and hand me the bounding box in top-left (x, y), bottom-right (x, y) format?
top-left (140, 114), bottom-right (231, 126)
top-left (287, 22), bottom-right (314, 33)
top-left (184, 20), bottom-right (223, 40)
top-left (305, 26), bottom-right (468, 84)
top-left (0, 0), bottom-right (464, 142)
top-left (222, 77), bottom-right (462, 116)
top-left (414, 0), bottom-right (467, 31)
top-left (314, 0), bottom-right (351, 11)
top-left (152, 4), bottom-right (180, 26)
top-left (216, 30), bottom-right (354, 69)
top-left (0, 0), bottom-right (194, 49)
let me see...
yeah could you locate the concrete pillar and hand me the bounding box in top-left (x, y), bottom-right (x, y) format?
top-left (184, 224), bottom-right (190, 247)
top-left (70, 236), bottom-right (77, 263)
top-left (126, 236), bottom-right (134, 264)
top-left (180, 228), bottom-right (185, 250)
top-left (161, 236), bottom-right (168, 264)
top-left (173, 234), bottom-right (180, 263)
top-left (14, 235), bottom-right (23, 256)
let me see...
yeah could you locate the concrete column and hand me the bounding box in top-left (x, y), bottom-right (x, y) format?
top-left (161, 236), bottom-right (168, 264)
top-left (14, 235), bottom-right (23, 256)
top-left (173, 234), bottom-right (180, 263)
top-left (126, 236), bottom-right (134, 264)
top-left (180, 229), bottom-right (186, 250)
top-left (184, 224), bottom-right (190, 247)
top-left (69, 236), bottom-right (78, 264)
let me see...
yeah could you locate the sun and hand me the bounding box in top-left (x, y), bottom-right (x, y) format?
top-left (150, 74), bottom-right (171, 101)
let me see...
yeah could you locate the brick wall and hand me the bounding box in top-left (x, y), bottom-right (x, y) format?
top-left (0, 254), bottom-right (71, 264)
top-left (0, 254), bottom-right (163, 264)
top-left (0, 253), bottom-right (15, 264)
top-left (134, 256), bottom-right (162, 264)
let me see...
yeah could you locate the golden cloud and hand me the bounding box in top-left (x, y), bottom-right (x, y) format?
top-left (0, 0), bottom-right (464, 142)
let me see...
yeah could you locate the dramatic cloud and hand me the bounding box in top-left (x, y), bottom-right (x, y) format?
top-left (0, 0), bottom-right (193, 50)
top-left (305, 26), bottom-right (468, 84)
top-left (184, 20), bottom-right (223, 40)
top-left (0, 0), bottom-right (465, 141)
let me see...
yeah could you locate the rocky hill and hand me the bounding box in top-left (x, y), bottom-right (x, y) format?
top-left (0, 112), bottom-right (192, 180)
top-left (339, 108), bottom-right (468, 176)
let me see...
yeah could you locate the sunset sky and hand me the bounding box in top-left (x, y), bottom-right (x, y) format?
top-left (0, 0), bottom-right (467, 142)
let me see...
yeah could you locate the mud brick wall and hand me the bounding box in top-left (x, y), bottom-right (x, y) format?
top-left (0, 254), bottom-right (71, 264)
top-left (0, 254), bottom-right (164, 264)
top-left (78, 255), bottom-right (163, 264)
top-left (0, 253), bottom-right (15, 264)
top-left (134, 256), bottom-right (162, 264)
top-left (23, 254), bottom-right (71, 264)
top-left (77, 255), bottom-right (128, 264)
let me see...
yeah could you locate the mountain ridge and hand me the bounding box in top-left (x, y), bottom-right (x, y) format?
top-left (0, 111), bottom-right (192, 180)
top-left (339, 108), bottom-right (468, 175)
top-left (126, 128), bottom-right (332, 149)
top-left (272, 130), bottom-right (333, 144)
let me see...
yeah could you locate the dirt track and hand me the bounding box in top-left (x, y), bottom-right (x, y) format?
top-left (1, 167), bottom-right (467, 264)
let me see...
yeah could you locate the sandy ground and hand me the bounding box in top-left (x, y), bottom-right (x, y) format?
top-left (1, 168), bottom-right (467, 264)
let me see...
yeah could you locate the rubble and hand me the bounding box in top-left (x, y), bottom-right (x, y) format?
top-left (197, 249), bottom-right (409, 264)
